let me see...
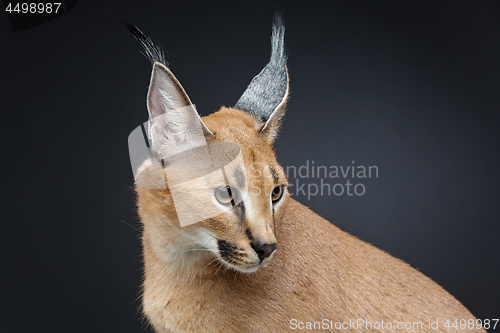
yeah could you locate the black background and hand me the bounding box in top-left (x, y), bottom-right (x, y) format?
top-left (1, 1), bottom-right (499, 332)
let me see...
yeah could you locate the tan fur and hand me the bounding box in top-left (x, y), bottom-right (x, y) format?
top-left (135, 106), bottom-right (484, 333)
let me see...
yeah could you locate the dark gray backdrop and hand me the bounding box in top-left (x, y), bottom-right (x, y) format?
top-left (1, 1), bottom-right (499, 332)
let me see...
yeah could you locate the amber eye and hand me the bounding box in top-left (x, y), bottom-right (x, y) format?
top-left (215, 186), bottom-right (234, 205)
top-left (271, 186), bottom-right (284, 203)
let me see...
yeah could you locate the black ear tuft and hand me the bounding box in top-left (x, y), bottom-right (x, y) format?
top-left (122, 20), bottom-right (167, 66)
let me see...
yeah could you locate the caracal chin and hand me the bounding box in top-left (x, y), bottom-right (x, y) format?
top-left (126, 16), bottom-right (485, 333)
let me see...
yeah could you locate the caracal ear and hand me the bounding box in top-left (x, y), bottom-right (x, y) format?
top-left (234, 14), bottom-right (289, 143)
top-left (147, 62), bottom-right (212, 157)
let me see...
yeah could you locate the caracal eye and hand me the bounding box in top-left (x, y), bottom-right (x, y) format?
top-left (215, 186), bottom-right (234, 205)
top-left (271, 186), bottom-right (284, 203)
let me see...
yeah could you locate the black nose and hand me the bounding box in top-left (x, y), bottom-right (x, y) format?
top-left (251, 242), bottom-right (277, 261)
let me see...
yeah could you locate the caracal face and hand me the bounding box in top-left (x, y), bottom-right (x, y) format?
top-left (194, 108), bottom-right (289, 273)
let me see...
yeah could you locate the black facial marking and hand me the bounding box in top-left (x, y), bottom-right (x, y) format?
top-left (272, 204), bottom-right (276, 232)
top-left (236, 201), bottom-right (246, 226)
top-left (217, 240), bottom-right (238, 261)
top-left (269, 166), bottom-right (279, 184)
top-left (235, 168), bottom-right (246, 189)
top-left (249, 151), bottom-right (256, 164)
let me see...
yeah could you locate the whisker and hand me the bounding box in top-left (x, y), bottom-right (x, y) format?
top-left (168, 239), bottom-right (213, 252)
top-left (215, 262), bottom-right (224, 275)
top-left (211, 262), bottom-right (220, 275)
top-left (233, 270), bottom-right (239, 283)
top-left (203, 258), bottom-right (220, 270)
top-left (120, 220), bottom-right (141, 232)
top-left (228, 258), bottom-right (242, 265)
top-left (194, 226), bottom-right (218, 240)
top-left (182, 248), bottom-right (213, 253)
top-left (239, 260), bottom-right (257, 265)
top-left (164, 242), bottom-right (204, 249)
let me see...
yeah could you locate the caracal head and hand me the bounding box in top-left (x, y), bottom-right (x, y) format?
top-left (136, 18), bottom-right (289, 274)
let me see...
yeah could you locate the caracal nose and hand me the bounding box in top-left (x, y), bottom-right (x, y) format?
top-left (251, 242), bottom-right (277, 261)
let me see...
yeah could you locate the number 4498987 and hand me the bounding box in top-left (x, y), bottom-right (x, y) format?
top-left (444, 318), bottom-right (498, 330)
top-left (5, 3), bottom-right (62, 14)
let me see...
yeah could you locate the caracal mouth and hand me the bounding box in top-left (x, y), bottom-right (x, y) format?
top-left (218, 254), bottom-right (274, 273)
top-left (230, 263), bottom-right (261, 273)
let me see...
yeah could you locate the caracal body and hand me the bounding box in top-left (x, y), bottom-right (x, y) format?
top-left (129, 17), bottom-right (484, 333)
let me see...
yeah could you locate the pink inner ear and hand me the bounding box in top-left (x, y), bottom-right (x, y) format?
top-left (149, 87), bottom-right (166, 119)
